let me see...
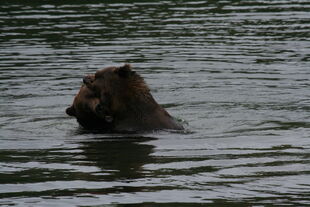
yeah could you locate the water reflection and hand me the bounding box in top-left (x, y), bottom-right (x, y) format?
top-left (79, 136), bottom-right (155, 180)
top-left (0, 136), bottom-right (156, 202)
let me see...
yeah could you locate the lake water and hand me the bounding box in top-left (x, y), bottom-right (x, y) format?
top-left (1, 0), bottom-right (309, 206)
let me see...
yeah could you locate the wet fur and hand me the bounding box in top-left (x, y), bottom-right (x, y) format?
top-left (67, 64), bottom-right (183, 132)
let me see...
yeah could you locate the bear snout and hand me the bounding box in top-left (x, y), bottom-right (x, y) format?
top-left (66, 106), bottom-right (76, 116)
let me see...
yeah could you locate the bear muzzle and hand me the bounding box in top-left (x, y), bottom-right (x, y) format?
top-left (66, 106), bottom-right (76, 116)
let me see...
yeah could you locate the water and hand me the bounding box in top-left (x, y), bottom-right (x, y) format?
top-left (1, 0), bottom-right (310, 206)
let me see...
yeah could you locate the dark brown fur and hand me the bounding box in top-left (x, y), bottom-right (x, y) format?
top-left (66, 83), bottom-right (112, 130)
top-left (67, 64), bottom-right (183, 132)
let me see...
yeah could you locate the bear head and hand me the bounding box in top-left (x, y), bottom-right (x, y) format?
top-left (66, 83), bottom-right (113, 130)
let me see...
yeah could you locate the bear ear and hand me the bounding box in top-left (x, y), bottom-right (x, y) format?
top-left (115, 64), bottom-right (135, 78)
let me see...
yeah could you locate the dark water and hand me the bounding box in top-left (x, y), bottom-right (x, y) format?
top-left (1, 0), bottom-right (310, 206)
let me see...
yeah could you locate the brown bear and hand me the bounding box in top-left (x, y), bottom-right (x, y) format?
top-left (67, 64), bottom-right (184, 132)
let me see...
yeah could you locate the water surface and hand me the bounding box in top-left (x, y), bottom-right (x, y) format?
top-left (0, 0), bottom-right (310, 206)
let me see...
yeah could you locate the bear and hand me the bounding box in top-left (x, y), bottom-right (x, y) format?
top-left (66, 80), bottom-right (113, 130)
top-left (67, 64), bottom-right (184, 132)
